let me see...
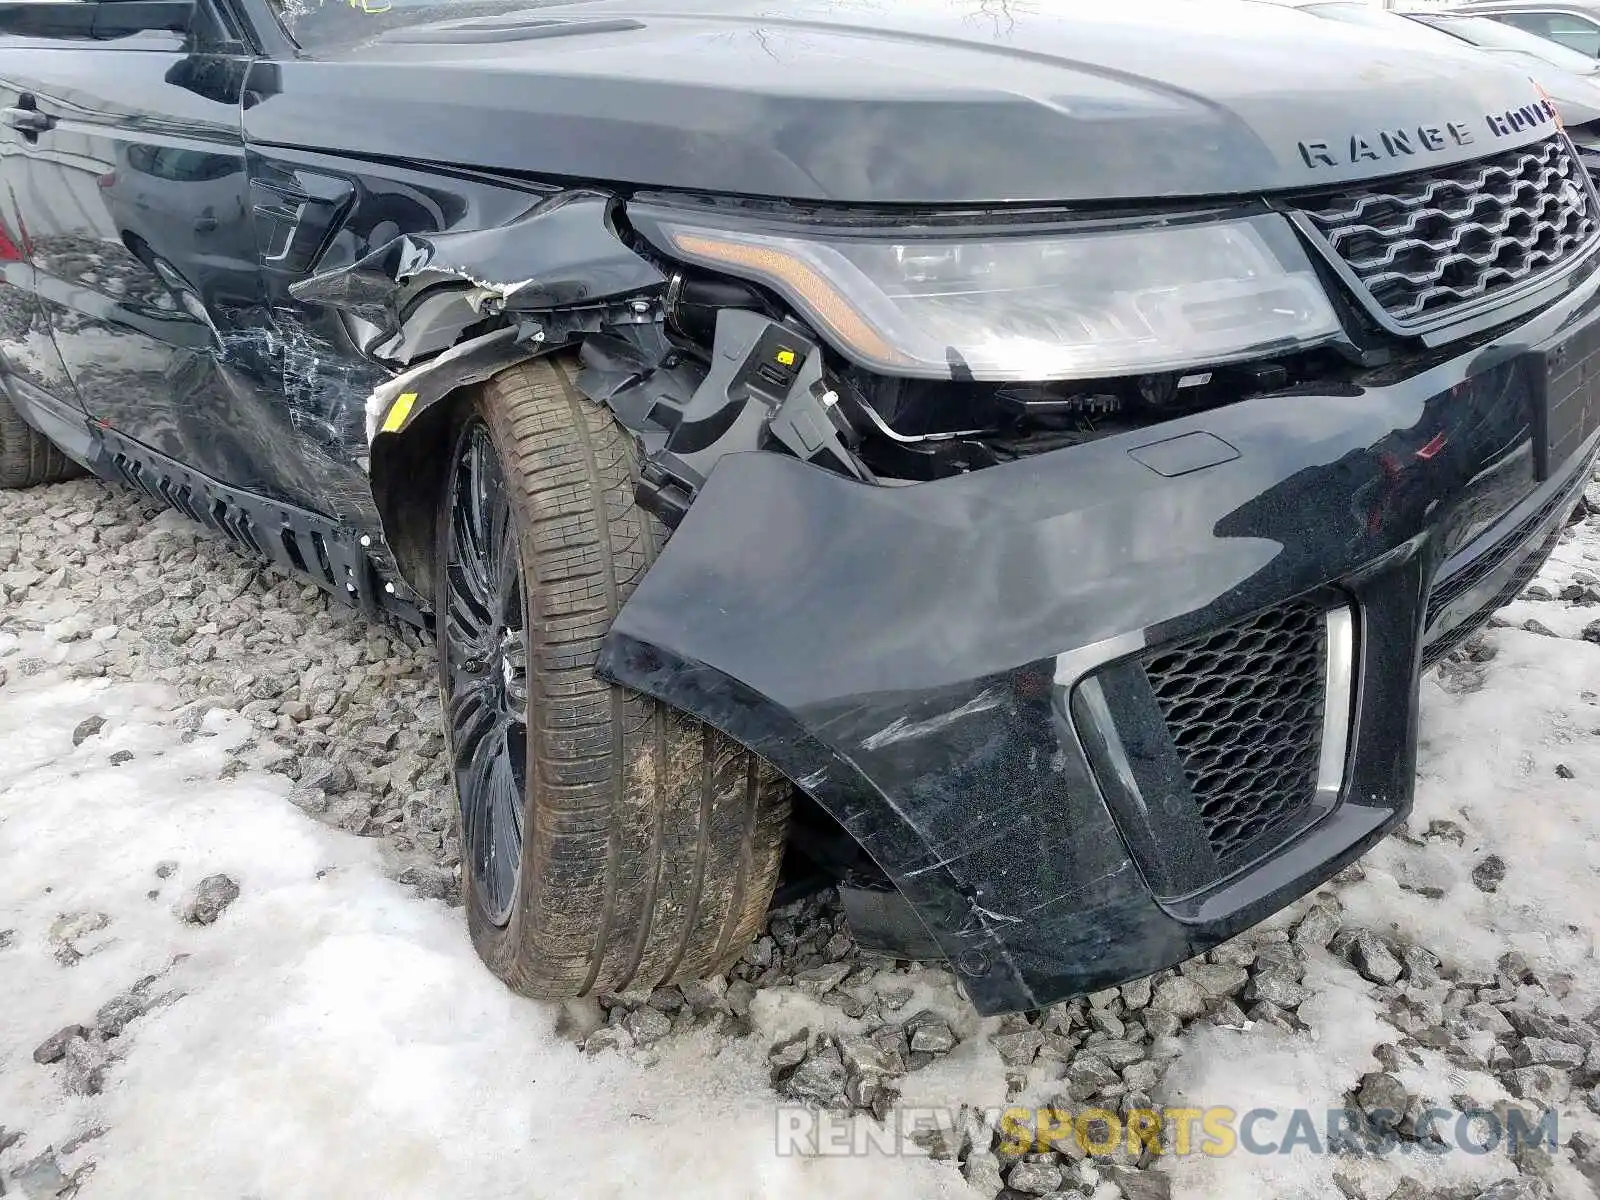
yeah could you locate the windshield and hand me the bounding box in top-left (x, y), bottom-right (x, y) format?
top-left (270, 0), bottom-right (592, 52)
top-left (1411, 12), bottom-right (1600, 71)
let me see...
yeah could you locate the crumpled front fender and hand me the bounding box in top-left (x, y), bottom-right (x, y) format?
top-left (351, 190), bottom-right (666, 598)
top-left (293, 188), bottom-right (664, 347)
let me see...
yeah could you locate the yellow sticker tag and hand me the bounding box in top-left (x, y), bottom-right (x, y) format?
top-left (775, 348), bottom-right (796, 366)
top-left (381, 392), bottom-right (417, 434)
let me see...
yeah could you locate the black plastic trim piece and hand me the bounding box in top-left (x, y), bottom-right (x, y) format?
top-left (94, 426), bottom-right (425, 627)
top-left (379, 16), bottom-right (645, 44)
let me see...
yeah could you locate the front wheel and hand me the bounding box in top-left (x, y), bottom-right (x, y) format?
top-left (435, 355), bottom-right (791, 998)
top-left (0, 387), bottom-right (84, 489)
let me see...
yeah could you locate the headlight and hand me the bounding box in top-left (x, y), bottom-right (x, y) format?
top-left (630, 208), bottom-right (1341, 381)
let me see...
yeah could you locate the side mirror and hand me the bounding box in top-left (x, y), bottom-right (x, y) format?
top-left (0, 0), bottom-right (195, 39)
top-left (164, 53), bottom-right (249, 104)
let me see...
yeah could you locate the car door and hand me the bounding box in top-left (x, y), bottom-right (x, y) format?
top-left (0, 1), bottom-right (287, 495)
top-left (0, 70), bottom-right (88, 451)
top-left (1497, 10), bottom-right (1600, 56)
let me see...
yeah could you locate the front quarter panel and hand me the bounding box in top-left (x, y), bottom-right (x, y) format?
top-left (238, 72), bottom-right (666, 593)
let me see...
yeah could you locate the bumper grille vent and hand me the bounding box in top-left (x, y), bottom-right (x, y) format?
top-left (1142, 600), bottom-right (1328, 865)
top-left (1299, 135), bottom-right (1597, 327)
top-left (1421, 524), bottom-right (1561, 670)
top-left (1426, 487), bottom-right (1575, 627)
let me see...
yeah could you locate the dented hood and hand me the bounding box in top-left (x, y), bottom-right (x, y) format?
top-left (246, 0), bottom-right (1559, 205)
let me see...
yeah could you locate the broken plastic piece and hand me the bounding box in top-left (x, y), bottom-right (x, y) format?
top-left (291, 189), bottom-right (665, 364)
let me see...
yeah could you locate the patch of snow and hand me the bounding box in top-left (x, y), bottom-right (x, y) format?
top-left (1165, 958), bottom-right (1514, 1199)
top-left (1342, 624), bottom-right (1600, 1010)
top-left (0, 645), bottom-right (965, 1199)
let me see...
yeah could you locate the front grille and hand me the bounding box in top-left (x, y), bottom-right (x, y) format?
top-left (1142, 600), bottom-right (1327, 865)
top-left (1299, 135), bottom-right (1597, 328)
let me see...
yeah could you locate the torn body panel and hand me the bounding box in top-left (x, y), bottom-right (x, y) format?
top-left (596, 263), bottom-right (1600, 1014)
top-left (236, 149), bottom-right (563, 582)
top-left (337, 185), bottom-right (877, 592)
top-left (292, 188), bottom-right (666, 369)
top-left (238, 156), bottom-right (672, 599)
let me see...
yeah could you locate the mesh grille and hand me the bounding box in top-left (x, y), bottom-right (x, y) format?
top-left (1143, 600), bottom-right (1327, 865)
top-left (1299, 136), bottom-right (1597, 327)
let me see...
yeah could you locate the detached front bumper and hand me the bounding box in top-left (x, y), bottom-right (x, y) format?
top-left (597, 271), bottom-right (1600, 1016)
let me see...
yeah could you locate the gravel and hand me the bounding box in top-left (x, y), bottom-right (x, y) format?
top-left (31, 1025), bottom-right (86, 1066)
top-left (1349, 932), bottom-right (1405, 985)
top-left (1472, 854), bottom-right (1508, 893)
top-left (768, 1029), bottom-right (811, 1072)
top-left (620, 1005), bottom-right (673, 1047)
top-left (1182, 962), bottom-right (1248, 998)
top-left (904, 1011), bottom-right (958, 1054)
top-left (0, 480), bottom-right (458, 887)
top-left (1006, 1157), bottom-right (1063, 1194)
top-left (990, 1028), bottom-right (1045, 1067)
top-left (69, 715), bottom-right (104, 747)
top-left (1513, 1037), bottom-right (1586, 1069)
top-left (1354, 1070), bottom-right (1412, 1118)
top-left (1244, 970), bottom-right (1311, 1010)
top-left (777, 1043), bottom-right (849, 1106)
top-left (1149, 975), bottom-right (1208, 1019)
top-left (180, 874), bottom-right (240, 926)
top-left (1106, 1162), bottom-right (1174, 1200)
top-left (8, 473), bottom-right (1600, 1199)
top-left (58, 1035), bottom-right (111, 1097)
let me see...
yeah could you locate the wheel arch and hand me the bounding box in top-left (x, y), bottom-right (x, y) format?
top-left (369, 393), bottom-right (458, 603)
top-left (325, 186), bottom-right (665, 601)
top-left (367, 333), bottom-right (551, 600)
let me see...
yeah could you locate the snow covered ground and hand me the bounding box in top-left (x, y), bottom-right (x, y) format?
top-left (3, 475), bottom-right (1600, 1200)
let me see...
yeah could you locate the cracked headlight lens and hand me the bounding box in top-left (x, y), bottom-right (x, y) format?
top-left (634, 210), bottom-right (1341, 381)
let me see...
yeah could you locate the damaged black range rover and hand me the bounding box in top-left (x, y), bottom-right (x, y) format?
top-left (1, 0), bottom-right (1597, 1015)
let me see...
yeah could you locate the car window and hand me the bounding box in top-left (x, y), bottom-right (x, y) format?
top-left (122, 145), bottom-right (241, 182)
top-left (126, 144), bottom-right (159, 175)
top-left (1499, 11), bottom-right (1600, 56)
top-left (0, 0), bottom-right (239, 47)
top-left (155, 148), bottom-right (241, 181)
top-left (1418, 12), bottom-right (1600, 70)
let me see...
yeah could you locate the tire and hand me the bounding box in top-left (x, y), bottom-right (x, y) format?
top-left (0, 387), bottom-right (83, 489)
top-left (435, 354), bottom-right (791, 999)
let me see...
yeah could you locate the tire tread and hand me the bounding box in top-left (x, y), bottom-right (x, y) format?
top-left (445, 355), bottom-right (791, 998)
top-left (0, 389), bottom-right (84, 489)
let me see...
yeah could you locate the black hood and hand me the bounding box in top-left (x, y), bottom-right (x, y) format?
top-left (247, 0), bottom-right (1560, 204)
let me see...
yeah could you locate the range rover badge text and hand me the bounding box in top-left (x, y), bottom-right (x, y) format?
top-left (1298, 100), bottom-right (1558, 169)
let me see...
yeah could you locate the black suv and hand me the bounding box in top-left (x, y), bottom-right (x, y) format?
top-left (1, 0), bottom-right (1596, 1015)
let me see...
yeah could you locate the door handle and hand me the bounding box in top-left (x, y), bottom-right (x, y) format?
top-left (194, 215), bottom-right (218, 233)
top-left (3, 107), bottom-right (55, 135)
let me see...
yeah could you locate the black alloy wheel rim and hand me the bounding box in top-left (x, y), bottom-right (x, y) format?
top-left (443, 421), bottom-right (528, 927)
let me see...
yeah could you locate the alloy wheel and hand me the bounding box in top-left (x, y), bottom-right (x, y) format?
top-left (442, 420), bottom-right (528, 926)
